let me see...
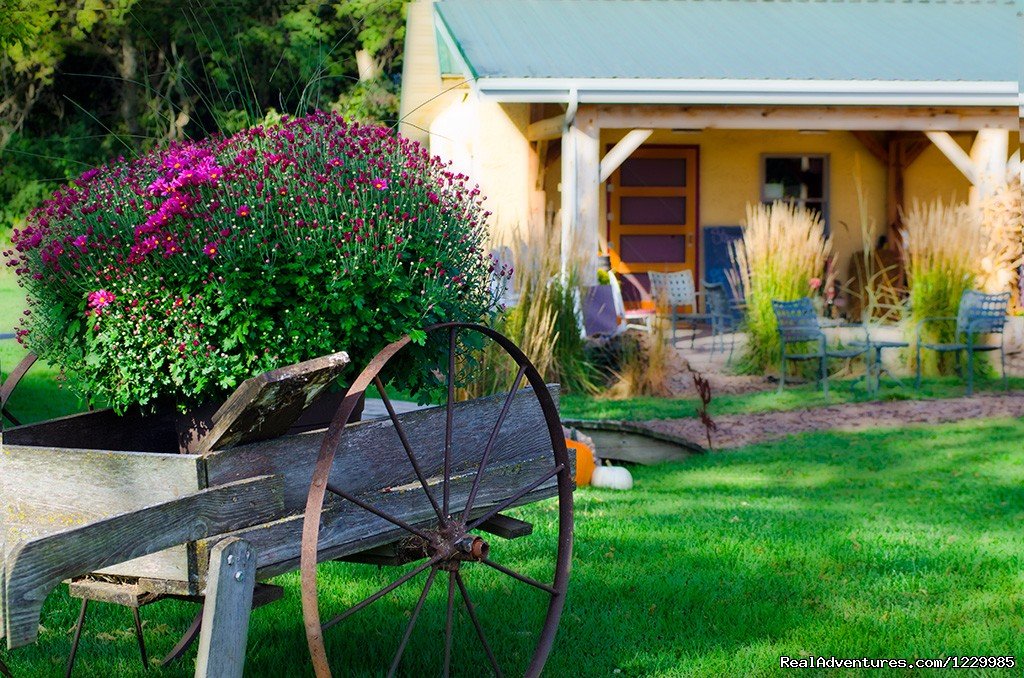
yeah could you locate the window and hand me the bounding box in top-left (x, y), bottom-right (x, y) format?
top-left (761, 155), bottom-right (829, 232)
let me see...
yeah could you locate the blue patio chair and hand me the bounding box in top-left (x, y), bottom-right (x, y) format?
top-left (772, 297), bottom-right (867, 396)
top-left (914, 289), bottom-right (1011, 395)
top-left (703, 281), bottom-right (741, 361)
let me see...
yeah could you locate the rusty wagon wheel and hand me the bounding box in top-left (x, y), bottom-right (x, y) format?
top-left (300, 322), bottom-right (573, 677)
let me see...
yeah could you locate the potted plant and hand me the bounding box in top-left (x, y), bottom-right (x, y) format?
top-left (5, 112), bottom-right (504, 420)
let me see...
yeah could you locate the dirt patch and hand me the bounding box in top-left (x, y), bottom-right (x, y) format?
top-left (642, 390), bottom-right (1024, 450)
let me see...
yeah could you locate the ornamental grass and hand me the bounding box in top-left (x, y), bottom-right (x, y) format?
top-left (900, 198), bottom-right (983, 375)
top-left (978, 177), bottom-right (1023, 305)
top-left (5, 112), bottom-right (504, 411)
top-left (730, 201), bottom-right (832, 374)
top-left (460, 229), bottom-right (597, 400)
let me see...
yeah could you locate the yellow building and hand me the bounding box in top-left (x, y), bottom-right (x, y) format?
top-left (400, 0), bottom-right (1021, 303)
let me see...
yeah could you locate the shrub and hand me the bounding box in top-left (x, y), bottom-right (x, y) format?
top-left (730, 201), bottom-right (832, 374)
top-left (460, 232), bottom-right (597, 399)
top-left (6, 112), bottom-right (501, 411)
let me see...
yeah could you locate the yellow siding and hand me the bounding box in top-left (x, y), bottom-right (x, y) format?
top-left (904, 132), bottom-right (974, 205)
top-left (595, 129), bottom-right (1023, 284)
top-left (399, 1), bottom-right (539, 243)
top-left (398, 0), bottom-right (451, 146)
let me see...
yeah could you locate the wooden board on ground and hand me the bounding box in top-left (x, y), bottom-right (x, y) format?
top-left (564, 419), bottom-right (704, 464)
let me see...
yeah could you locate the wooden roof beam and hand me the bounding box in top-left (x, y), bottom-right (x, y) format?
top-left (850, 131), bottom-right (888, 164)
top-left (599, 129), bottom-right (653, 183)
top-left (924, 131), bottom-right (976, 183)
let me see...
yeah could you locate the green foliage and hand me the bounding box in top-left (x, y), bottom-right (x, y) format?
top-left (331, 78), bottom-right (400, 125)
top-left (0, 0), bottom-right (409, 234)
top-left (902, 199), bottom-right (983, 376)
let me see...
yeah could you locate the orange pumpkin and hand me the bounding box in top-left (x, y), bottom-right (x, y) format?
top-left (565, 438), bottom-right (596, 486)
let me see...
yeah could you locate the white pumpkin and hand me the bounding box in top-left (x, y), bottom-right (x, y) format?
top-left (590, 465), bottom-right (633, 490)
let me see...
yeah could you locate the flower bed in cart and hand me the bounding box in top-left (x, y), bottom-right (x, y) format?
top-left (6, 112), bottom-right (502, 412)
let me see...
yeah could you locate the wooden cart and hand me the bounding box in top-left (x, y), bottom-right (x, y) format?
top-left (0, 323), bottom-right (573, 677)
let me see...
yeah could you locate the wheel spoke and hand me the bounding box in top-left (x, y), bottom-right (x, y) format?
top-left (322, 555), bottom-right (442, 631)
top-left (373, 377), bottom-right (445, 523)
top-left (466, 464), bottom-right (564, 532)
top-left (387, 567), bottom-right (438, 678)
top-left (443, 326), bottom-right (457, 518)
top-left (462, 364), bottom-right (528, 519)
top-left (443, 570), bottom-right (456, 678)
top-left (481, 558), bottom-right (557, 595)
top-left (455, 571), bottom-right (504, 678)
top-left (326, 483), bottom-right (431, 541)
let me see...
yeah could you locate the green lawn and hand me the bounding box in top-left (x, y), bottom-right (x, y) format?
top-left (3, 418), bottom-right (1022, 676)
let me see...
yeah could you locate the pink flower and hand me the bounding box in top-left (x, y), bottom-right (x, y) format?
top-left (87, 289), bottom-right (116, 312)
top-left (427, 192), bottom-right (439, 205)
top-left (372, 177), bottom-right (389, 191)
top-left (809, 277), bottom-right (822, 290)
top-left (236, 204), bottom-right (250, 217)
top-left (203, 242), bottom-right (219, 259)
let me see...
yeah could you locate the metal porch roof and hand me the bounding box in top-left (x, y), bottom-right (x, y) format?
top-left (434, 0), bottom-right (1022, 106)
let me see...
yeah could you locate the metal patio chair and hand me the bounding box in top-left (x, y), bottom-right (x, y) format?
top-left (772, 297), bottom-right (867, 396)
top-left (649, 269), bottom-right (707, 345)
top-left (703, 281), bottom-right (741, 361)
top-left (914, 289), bottom-right (1011, 395)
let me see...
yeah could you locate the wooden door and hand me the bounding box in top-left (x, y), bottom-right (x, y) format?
top-left (608, 147), bottom-right (699, 296)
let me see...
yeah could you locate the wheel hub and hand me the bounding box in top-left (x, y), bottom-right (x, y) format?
top-left (426, 521), bottom-right (490, 564)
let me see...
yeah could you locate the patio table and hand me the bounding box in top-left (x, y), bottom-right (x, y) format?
top-left (848, 330), bottom-right (909, 395)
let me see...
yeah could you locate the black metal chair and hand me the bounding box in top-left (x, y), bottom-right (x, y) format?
top-left (915, 289), bottom-right (1011, 395)
top-left (772, 297), bottom-right (867, 396)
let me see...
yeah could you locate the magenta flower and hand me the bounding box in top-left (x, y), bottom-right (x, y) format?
top-left (203, 242), bottom-right (219, 259)
top-left (87, 289), bottom-right (116, 312)
top-left (372, 177), bottom-right (389, 191)
top-left (236, 205), bottom-right (251, 217)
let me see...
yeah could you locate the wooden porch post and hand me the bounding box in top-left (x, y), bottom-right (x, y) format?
top-left (560, 107), bottom-right (600, 283)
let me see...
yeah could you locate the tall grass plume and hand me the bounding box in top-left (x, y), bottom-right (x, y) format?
top-left (730, 201), bottom-right (832, 374)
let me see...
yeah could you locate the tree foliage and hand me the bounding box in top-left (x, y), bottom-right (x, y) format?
top-left (0, 0), bottom-right (407, 234)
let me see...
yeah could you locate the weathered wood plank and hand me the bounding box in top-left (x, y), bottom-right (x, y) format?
top-left (203, 385), bottom-right (560, 516)
top-left (0, 444), bottom-right (204, 582)
top-left (4, 475), bottom-right (283, 649)
top-left (194, 538), bottom-right (255, 678)
top-left (192, 351), bottom-right (350, 455)
top-left (68, 579), bottom-right (161, 608)
top-left (201, 454), bottom-right (560, 579)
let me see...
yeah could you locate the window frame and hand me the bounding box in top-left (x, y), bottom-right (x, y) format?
top-left (760, 153), bottom-right (831, 233)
